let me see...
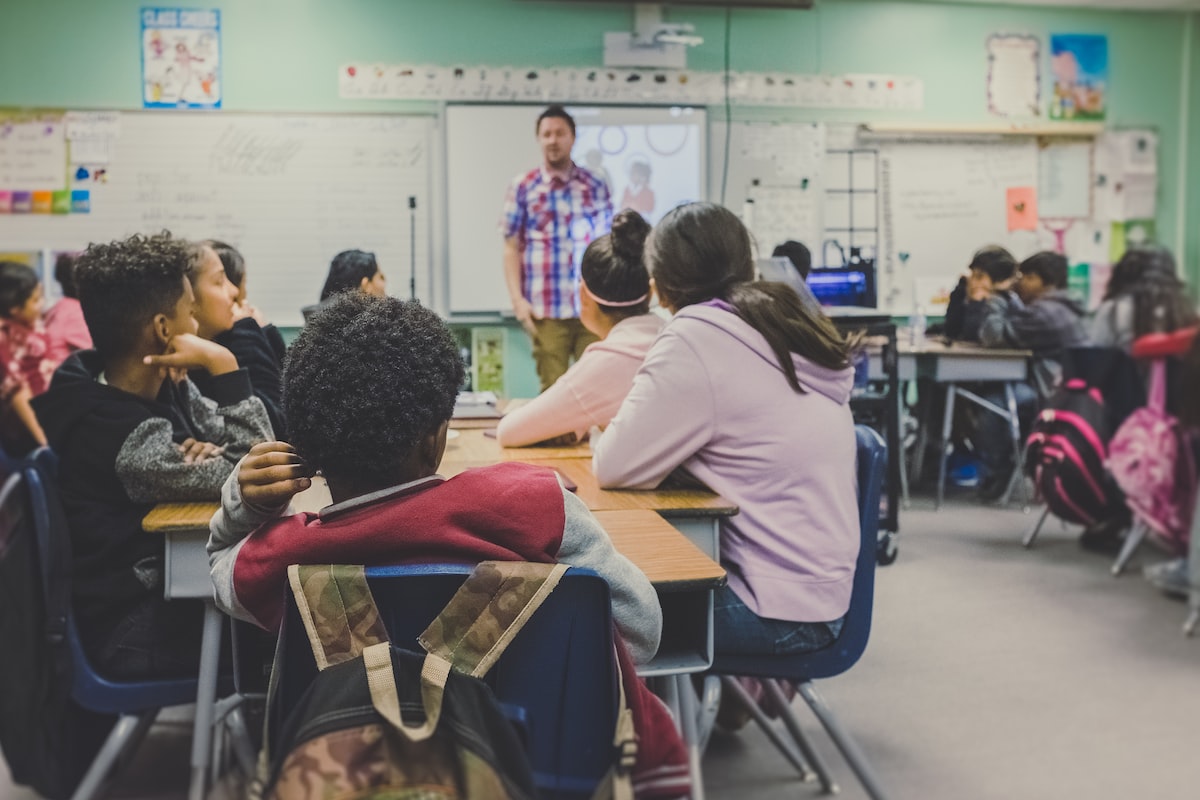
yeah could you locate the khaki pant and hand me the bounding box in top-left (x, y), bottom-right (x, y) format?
top-left (530, 317), bottom-right (599, 392)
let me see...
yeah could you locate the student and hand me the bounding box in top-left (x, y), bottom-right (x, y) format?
top-left (496, 210), bottom-right (664, 447)
top-left (204, 239), bottom-right (287, 363)
top-left (592, 202), bottom-right (858, 658)
top-left (973, 251), bottom-right (1088, 498)
top-left (301, 249), bottom-right (387, 322)
top-left (189, 241), bottom-right (287, 437)
top-left (941, 246), bottom-right (1018, 342)
top-left (207, 294), bottom-right (689, 796)
top-left (1090, 246), bottom-right (1197, 350)
top-left (0, 260), bottom-right (54, 451)
top-left (44, 252), bottom-right (93, 364)
top-left (772, 240), bottom-right (813, 280)
top-left (32, 232), bottom-right (272, 679)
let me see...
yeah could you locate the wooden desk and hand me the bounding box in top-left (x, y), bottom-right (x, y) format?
top-left (442, 427), bottom-right (592, 463)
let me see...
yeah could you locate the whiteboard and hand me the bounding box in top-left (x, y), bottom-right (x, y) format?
top-left (879, 139), bottom-right (1044, 314)
top-left (0, 112), bottom-right (433, 327)
top-left (444, 104), bottom-right (706, 315)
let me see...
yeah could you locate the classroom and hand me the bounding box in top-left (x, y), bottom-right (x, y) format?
top-left (1, 0), bottom-right (1199, 798)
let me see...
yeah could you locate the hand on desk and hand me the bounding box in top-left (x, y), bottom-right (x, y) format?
top-left (178, 438), bottom-right (225, 464)
top-left (239, 441), bottom-right (316, 509)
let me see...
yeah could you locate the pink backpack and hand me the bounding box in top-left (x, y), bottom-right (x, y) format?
top-left (1107, 360), bottom-right (1197, 552)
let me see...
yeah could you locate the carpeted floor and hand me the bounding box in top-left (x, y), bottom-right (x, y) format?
top-left (3, 495), bottom-right (1197, 800)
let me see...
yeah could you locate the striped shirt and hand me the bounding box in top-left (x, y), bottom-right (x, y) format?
top-left (501, 163), bottom-right (613, 319)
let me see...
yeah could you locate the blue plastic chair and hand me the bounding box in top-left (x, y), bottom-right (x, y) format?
top-left (271, 564), bottom-right (619, 800)
top-left (712, 425), bottom-right (890, 800)
top-left (21, 450), bottom-right (205, 800)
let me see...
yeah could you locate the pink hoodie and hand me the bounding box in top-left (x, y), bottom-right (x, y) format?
top-left (593, 302), bottom-right (858, 623)
top-left (497, 313), bottom-right (664, 446)
top-left (44, 297), bottom-right (93, 367)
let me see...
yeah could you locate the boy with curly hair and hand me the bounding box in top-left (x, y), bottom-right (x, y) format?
top-left (33, 232), bottom-right (272, 679)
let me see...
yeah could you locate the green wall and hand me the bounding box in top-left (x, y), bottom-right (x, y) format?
top-left (1, 0), bottom-right (1195, 395)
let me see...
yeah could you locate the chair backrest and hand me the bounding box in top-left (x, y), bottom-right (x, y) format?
top-left (713, 424), bottom-right (886, 681)
top-left (21, 449), bottom-right (197, 714)
top-left (272, 564), bottom-right (618, 800)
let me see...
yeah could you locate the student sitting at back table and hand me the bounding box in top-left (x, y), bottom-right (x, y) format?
top-left (300, 248), bottom-right (387, 322)
top-left (1091, 246), bottom-right (1197, 350)
top-left (772, 240), bottom-right (812, 280)
top-left (0, 260), bottom-right (56, 452)
top-left (188, 241), bottom-right (286, 438)
top-left (207, 294), bottom-right (689, 796)
top-left (497, 210), bottom-right (664, 447)
top-left (33, 232), bottom-right (272, 679)
top-left (940, 245), bottom-right (1018, 342)
top-left (593, 202), bottom-right (858, 659)
top-left (44, 252), bottom-right (93, 365)
top-left (205, 239), bottom-right (288, 363)
top-left (972, 251), bottom-right (1088, 499)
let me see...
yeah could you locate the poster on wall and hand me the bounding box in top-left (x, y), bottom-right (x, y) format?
top-left (141, 8), bottom-right (221, 109)
top-left (1049, 34), bottom-right (1107, 121)
top-left (986, 34), bottom-right (1040, 118)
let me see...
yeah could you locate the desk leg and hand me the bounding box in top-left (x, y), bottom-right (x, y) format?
top-left (897, 383), bottom-right (911, 509)
top-left (189, 601), bottom-right (222, 800)
top-left (936, 383), bottom-right (956, 510)
top-left (999, 382), bottom-right (1027, 508)
top-left (675, 674), bottom-right (706, 800)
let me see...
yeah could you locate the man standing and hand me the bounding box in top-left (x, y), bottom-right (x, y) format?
top-left (502, 105), bottom-right (613, 391)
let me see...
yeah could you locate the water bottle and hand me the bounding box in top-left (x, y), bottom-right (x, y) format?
top-left (909, 306), bottom-right (927, 350)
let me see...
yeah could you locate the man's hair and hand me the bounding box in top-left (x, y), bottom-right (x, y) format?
top-left (969, 246), bottom-right (1018, 283)
top-left (0, 261), bottom-right (39, 315)
top-left (320, 249), bottom-right (378, 302)
top-left (772, 240), bottom-right (812, 279)
top-left (54, 252), bottom-right (81, 299)
top-left (283, 293), bottom-right (465, 490)
top-left (536, 105), bottom-right (575, 136)
top-left (74, 232), bottom-right (191, 358)
top-left (1020, 251), bottom-right (1069, 289)
top-left (204, 240), bottom-right (246, 288)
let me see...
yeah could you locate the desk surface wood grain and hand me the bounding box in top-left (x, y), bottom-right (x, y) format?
top-left (443, 427), bottom-right (592, 462)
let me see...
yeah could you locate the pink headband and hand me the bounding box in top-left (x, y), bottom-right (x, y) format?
top-left (582, 280), bottom-right (648, 308)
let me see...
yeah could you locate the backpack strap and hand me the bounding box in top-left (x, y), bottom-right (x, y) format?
top-left (363, 641), bottom-right (450, 743)
top-left (418, 561), bottom-right (569, 677)
top-left (287, 564), bottom-right (389, 670)
top-left (1148, 359), bottom-right (1167, 413)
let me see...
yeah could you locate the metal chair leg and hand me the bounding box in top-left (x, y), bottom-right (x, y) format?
top-left (1112, 521), bottom-right (1147, 576)
top-left (1184, 607), bottom-right (1200, 638)
top-left (797, 681), bottom-right (892, 800)
top-left (1023, 506), bottom-right (1052, 549)
top-left (70, 711), bottom-right (158, 800)
top-left (999, 382), bottom-right (1029, 508)
top-left (762, 679), bottom-right (838, 794)
top-left (696, 675), bottom-right (721, 753)
top-left (674, 674), bottom-right (706, 800)
top-left (936, 384), bottom-right (956, 510)
top-left (719, 677), bottom-right (814, 783)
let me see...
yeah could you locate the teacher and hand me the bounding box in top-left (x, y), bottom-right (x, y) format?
top-left (501, 105), bottom-right (613, 391)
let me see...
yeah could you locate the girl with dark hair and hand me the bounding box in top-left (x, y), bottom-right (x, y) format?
top-left (497, 210), bottom-right (664, 446)
top-left (593, 202), bottom-right (858, 657)
top-left (303, 249), bottom-right (387, 322)
top-left (1091, 246), bottom-right (1197, 350)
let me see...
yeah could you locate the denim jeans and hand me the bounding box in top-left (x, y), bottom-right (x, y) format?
top-left (93, 595), bottom-right (208, 681)
top-left (713, 584), bottom-right (844, 657)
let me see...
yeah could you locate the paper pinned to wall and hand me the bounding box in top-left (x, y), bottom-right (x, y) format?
top-left (1038, 139), bottom-right (1091, 219)
top-left (1006, 186), bottom-right (1038, 231)
top-left (987, 34), bottom-right (1041, 118)
top-left (0, 117), bottom-right (67, 191)
top-left (735, 122), bottom-right (825, 184)
top-left (1094, 130), bottom-right (1157, 222)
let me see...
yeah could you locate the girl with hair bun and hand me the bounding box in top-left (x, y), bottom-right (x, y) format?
top-left (497, 210), bottom-right (665, 446)
top-left (593, 202), bottom-right (859, 658)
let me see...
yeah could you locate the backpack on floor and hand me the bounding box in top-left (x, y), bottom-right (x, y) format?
top-left (257, 562), bottom-right (639, 800)
top-left (1024, 377), bottom-right (1124, 526)
top-left (1108, 360), bottom-right (1198, 552)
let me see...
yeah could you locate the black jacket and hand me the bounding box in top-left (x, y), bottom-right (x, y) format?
top-left (191, 318), bottom-right (286, 438)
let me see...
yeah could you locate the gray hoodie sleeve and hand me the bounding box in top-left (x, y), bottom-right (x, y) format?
top-left (555, 486), bottom-right (663, 664)
top-left (208, 460), bottom-right (292, 623)
top-left (114, 376), bottom-right (272, 504)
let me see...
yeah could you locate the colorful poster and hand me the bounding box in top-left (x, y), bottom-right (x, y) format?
top-left (1049, 34), bottom-right (1107, 121)
top-left (142, 8), bottom-right (221, 109)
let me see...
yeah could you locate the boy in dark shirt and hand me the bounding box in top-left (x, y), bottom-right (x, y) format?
top-left (971, 251), bottom-right (1087, 499)
top-left (33, 232), bottom-right (272, 679)
top-left (942, 245), bottom-right (1018, 342)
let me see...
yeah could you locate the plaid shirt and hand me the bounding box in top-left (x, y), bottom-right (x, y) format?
top-left (501, 164), bottom-right (612, 319)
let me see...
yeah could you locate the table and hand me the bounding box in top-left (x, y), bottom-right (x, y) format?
top-left (442, 427), bottom-right (592, 462)
top-left (144, 495), bottom-right (725, 800)
top-left (872, 340), bottom-right (1032, 508)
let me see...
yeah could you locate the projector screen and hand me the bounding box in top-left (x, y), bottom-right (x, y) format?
top-left (445, 104), bottom-right (706, 314)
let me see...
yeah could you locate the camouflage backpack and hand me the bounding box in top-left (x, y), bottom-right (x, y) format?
top-left (257, 562), bottom-right (636, 800)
